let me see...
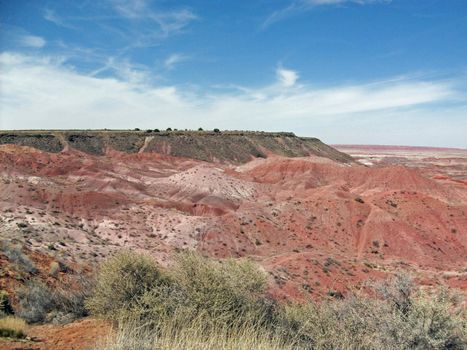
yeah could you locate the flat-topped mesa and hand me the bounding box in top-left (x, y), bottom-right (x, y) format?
top-left (0, 130), bottom-right (354, 164)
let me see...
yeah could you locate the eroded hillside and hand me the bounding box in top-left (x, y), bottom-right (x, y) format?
top-left (0, 133), bottom-right (465, 300)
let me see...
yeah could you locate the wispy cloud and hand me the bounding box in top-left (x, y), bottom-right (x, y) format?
top-left (43, 1), bottom-right (197, 47)
top-left (164, 54), bottom-right (189, 70)
top-left (0, 25), bottom-right (47, 49)
top-left (43, 8), bottom-right (77, 29)
top-left (263, 0), bottom-right (391, 29)
top-left (89, 56), bottom-right (152, 84)
top-left (110, 0), bottom-right (198, 38)
top-left (18, 35), bottom-right (46, 48)
top-left (1, 52), bottom-right (465, 147)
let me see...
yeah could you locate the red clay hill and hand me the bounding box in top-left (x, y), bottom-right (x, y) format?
top-left (1, 130), bottom-right (466, 300)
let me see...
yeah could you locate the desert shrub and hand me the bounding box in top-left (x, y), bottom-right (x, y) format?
top-left (51, 275), bottom-right (94, 323)
top-left (168, 252), bottom-right (270, 327)
top-left (1, 242), bottom-right (37, 274)
top-left (276, 290), bottom-right (466, 350)
top-left (276, 297), bottom-right (388, 349)
top-left (0, 290), bottom-right (13, 315)
top-left (85, 250), bottom-right (171, 321)
top-left (374, 272), bottom-right (414, 315)
top-left (17, 275), bottom-right (94, 324)
top-left (386, 288), bottom-right (466, 349)
top-left (368, 274), bottom-right (466, 349)
top-left (17, 281), bottom-right (54, 323)
top-left (87, 251), bottom-right (272, 329)
top-left (0, 316), bottom-right (28, 339)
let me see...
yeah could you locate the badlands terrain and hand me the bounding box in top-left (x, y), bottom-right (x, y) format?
top-left (1, 130), bottom-right (466, 303)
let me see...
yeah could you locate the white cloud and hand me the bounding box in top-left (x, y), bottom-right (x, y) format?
top-left (164, 54), bottom-right (188, 70)
top-left (89, 57), bottom-right (152, 84)
top-left (277, 67), bottom-right (299, 87)
top-left (18, 35), bottom-right (46, 48)
top-left (263, 0), bottom-right (391, 28)
top-left (0, 26), bottom-right (47, 49)
top-left (0, 52), bottom-right (465, 147)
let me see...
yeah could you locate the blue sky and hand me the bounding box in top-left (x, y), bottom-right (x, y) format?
top-left (0, 0), bottom-right (466, 147)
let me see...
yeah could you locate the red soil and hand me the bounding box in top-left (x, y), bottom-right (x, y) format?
top-left (1, 145), bottom-right (466, 301)
top-left (0, 318), bottom-right (110, 350)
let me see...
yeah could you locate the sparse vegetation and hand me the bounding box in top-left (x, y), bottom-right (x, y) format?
top-left (17, 281), bottom-right (55, 323)
top-left (17, 275), bottom-right (93, 324)
top-left (89, 251), bottom-right (466, 350)
top-left (1, 241), bottom-right (37, 274)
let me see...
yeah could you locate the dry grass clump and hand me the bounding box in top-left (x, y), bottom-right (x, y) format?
top-left (93, 318), bottom-right (291, 350)
top-left (0, 316), bottom-right (28, 339)
top-left (88, 251), bottom-right (467, 350)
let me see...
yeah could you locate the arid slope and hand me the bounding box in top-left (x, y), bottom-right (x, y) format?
top-left (1, 135), bottom-right (466, 300)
